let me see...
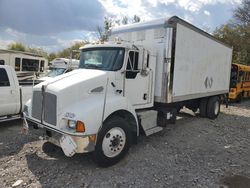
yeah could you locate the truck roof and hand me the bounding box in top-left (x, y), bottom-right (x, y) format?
top-left (80, 42), bottom-right (134, 50)
top-left (111, 16), bottom-right (232, 49)
top-left (0, 49), bottom-right (46, 58)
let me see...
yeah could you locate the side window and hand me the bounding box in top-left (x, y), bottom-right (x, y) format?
top-left (0, 68), bottom-right (10, 87)
top-left (22, 58), bottom-right (39, 71)
top-left (40, 60), bottom-right (44, 72)
top-left (0, 60), bottom-right (5, 65)
top-left (126, 51), bottom-right (139, 79)
top-left (15, 58), bottom-right (21, 71)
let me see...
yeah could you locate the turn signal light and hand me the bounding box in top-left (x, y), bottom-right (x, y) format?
top-left (76, 121), bottom-right (85, 132)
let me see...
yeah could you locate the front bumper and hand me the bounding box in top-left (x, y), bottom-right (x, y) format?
top-left (24, 115), bottom-right (96, 156)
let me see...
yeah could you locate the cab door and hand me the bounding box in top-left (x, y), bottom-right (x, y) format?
top-left (124, 50), bottom-right (151, 108)
top-left (0, 67), bottom-right (19, 116)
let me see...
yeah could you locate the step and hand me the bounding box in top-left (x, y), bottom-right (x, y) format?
top-left (144, 126), bottom-right (163, 136)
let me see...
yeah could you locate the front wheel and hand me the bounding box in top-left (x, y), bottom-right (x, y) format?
top-left (92, 116), bottom-right (132, 167)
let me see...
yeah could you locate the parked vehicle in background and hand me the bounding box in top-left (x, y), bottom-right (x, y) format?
top-left (24, 16), bottom-right (233, 166)
top-left (39, 58), bottom-right (79, 82)
top-left (0, 49), bottom-right (48, 81)
top-left (0, 65), bottom-right (32, 122)
top-left (229, 63), bottom-right (250, 102)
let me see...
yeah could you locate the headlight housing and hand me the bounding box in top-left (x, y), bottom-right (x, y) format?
top-left (68, 120), bottom-right (76, 129)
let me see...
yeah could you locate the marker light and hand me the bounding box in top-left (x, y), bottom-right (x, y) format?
top-left (76, 121), bottom-right (85, 132)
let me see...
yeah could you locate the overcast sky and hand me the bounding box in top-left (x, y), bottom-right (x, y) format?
top-left (0, 0), bottom-right (241, 53)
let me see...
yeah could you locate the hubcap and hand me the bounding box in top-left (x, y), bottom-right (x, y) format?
top-left (102, 127), bottom-right (126, 158)
top-left (214, 101), bottom-right (219, 115)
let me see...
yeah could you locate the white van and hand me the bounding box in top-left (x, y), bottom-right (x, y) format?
top-left (39, 58), bottom-right (79, 82)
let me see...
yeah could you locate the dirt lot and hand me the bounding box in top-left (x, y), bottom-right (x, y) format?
top-left (0, 101), bottom-right (250, 188)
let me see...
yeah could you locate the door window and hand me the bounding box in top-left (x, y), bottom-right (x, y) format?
top-left (0, 68), bottom-right (10, 87)
top-left (22, 58), bottom-right (39, 71)
top-left (126, 51), bottom-right (139, 79)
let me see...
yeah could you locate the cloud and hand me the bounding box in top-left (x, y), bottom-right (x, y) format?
top-left (204, 10), bottom-right (211, 16)
top-left (0, 0), bottom-right (105, 35)
top-left (98, 0), bottom-right (241, 18)
top-left (0, 0), bottom-right (242, 53)
top-left (0, 38), bottom-right (15, 49)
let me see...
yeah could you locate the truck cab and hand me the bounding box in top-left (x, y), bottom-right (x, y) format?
top-left (24, 42), bottom-right (156, 166)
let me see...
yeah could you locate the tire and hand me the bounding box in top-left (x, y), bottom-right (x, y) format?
top-left (199, 98), bottom-right (208, 117)
top-left (92, 116), bottom-right (132, 167)
top-left (157, 111), bottom-right (166, 127)
top-left (191, 108), bottom-right (198, 113)
top-left (207, 96), bottom-right (220, 119)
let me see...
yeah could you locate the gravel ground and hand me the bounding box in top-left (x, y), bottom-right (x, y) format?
top-left (0, 101), bottom-right (250, 188)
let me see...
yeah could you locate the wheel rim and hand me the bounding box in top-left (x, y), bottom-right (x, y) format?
top-left (102, 127), bottom-right (126, 158)
top-left (214, 101), bottom-right (219, 115)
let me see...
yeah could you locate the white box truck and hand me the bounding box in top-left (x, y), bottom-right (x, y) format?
top-left (23, 16), bottom-right (233, 166)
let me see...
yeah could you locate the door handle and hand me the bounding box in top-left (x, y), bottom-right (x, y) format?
top-left (10, 90), bottom-right (16, 94)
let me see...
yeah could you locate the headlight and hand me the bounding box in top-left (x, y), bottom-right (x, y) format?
top-left (68, 120), bottom-right (76, 129)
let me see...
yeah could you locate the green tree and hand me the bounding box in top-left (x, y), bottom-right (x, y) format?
top-left (234, 0), bottom-right (250, 26)
top-left (27, 47), bottom-right (48, 57)
top-left (47, 53), bottom-right (57, 62)
top-left (213, 0), bottom-right (250, 65)
top-left (8, 42), bottom-right (26, 52)
top-left (133, 15), bottom-right (141, 23)
top-left (57, 41), bottom-right (86, 59)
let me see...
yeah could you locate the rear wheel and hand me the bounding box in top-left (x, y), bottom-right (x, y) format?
top-left (199, 98), bottom-right (208, 117)
top-left (92, 116), bottom-right (132, 167)
top-left (207, 96), bottom-right (220, 119)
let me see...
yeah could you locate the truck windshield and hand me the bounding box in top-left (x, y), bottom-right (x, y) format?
top-left (46, 68), bottom-right (66, 77)
top-left (79, 47), bottom-right (125, 71)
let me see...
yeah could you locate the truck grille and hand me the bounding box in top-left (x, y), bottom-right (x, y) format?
top-left (44, 92), bottom-right (57, 125)
top-left (31, 90), bottom-right (57, 126)
top-left (32, 91), bottom-right (42, 120)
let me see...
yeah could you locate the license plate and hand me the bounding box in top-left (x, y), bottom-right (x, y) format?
top-left (59, 135), bottom-right (77, 157)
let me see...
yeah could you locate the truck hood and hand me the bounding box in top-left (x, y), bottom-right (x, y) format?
top-left (35, 69), bottom-right (108, 92)
top-left (34, 69), bottom-right (109, 115)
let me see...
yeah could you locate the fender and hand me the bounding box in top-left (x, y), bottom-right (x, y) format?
top-left (61, 94), bottom-right (138, 136)
top-left (102, 95), bottom-right (139, 136)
